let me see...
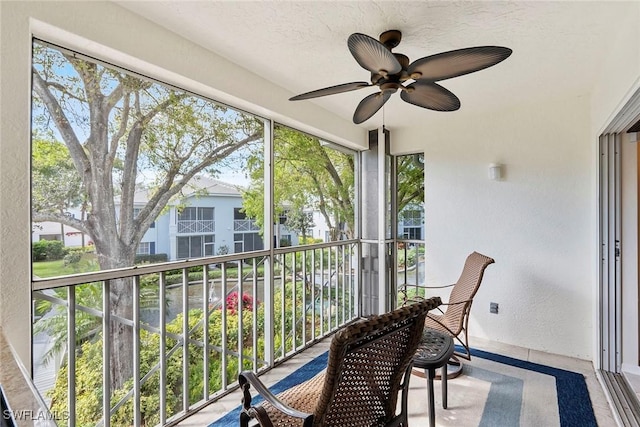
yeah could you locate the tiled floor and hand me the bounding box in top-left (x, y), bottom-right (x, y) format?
top-left (177, 337), bottom-right (618, 427)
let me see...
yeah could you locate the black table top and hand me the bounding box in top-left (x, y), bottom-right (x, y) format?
top-left (413, 328), bottom-right (455, 369)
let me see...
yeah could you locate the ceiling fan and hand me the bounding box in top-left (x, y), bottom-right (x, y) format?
top-left (289, 30), bottom-right (512, 124)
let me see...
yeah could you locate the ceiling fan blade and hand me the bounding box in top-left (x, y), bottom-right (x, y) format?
top-left (407, 46), bottom-right (512, 81)
top-left (289, 82), bottom-right (371, 101)
top-left (400, 81), bottom-right (461, 111)
top-left (348, 33), bottom-right (402, 76)
top-left (353, 91), bottom-right (391, 124)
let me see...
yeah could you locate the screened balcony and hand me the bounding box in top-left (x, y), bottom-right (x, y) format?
top-left (2, 1), bottom-right (640, 427)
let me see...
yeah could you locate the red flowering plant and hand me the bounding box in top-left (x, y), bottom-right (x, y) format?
top-left (224, 291), bottom-right (257, 314)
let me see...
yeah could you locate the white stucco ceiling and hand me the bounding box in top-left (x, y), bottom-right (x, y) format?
top-left (116, 1), bottom-right (634, 130)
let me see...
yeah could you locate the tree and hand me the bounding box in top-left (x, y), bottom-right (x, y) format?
top-left (31, 41), bottom-right (263, 391)
top-left (32, 138), bottom-right (84, 244)
top-left (242, 125), bottom-right (354, 241)
top-left (285, 210), bottom-right (315, 242)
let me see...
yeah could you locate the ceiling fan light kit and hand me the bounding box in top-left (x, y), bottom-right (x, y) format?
top-left (289, 30), bottom-right (512, 124)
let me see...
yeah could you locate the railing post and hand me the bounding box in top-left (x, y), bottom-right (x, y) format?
top-left (182, 268), bottom-right (190, 412)
top-left (67, 286), bottom-right (76, 426)
top-left (133, 276), bottom-right (141, 426)
top-left (203, 265), bottom-right (210, 399)
top-left (159, 272), bottom-right (167, 425)
top-left (102, 280), bottom-right (111, 427)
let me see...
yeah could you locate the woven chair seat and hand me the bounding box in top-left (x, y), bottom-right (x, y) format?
top-left (261, 372), bottom-right (325, 424)
top-left (239, 297), bottom-right (442, 427)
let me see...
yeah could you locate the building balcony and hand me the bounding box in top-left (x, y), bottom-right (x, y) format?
top-left (233, 220), bottom-right (260, 232)
top-left (177, 220), bottom-right (215, 234)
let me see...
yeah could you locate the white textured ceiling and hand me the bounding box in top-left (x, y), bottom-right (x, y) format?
top-left (116, 1), bottom-right (633, 130)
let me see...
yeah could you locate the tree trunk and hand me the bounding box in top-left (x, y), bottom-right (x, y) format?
top-left (109, 277), bottom-right (134, 393)
top-left (94, 239), bottom-right (136, 393)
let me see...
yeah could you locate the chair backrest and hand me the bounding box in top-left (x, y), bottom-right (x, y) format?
top-left (313, 297), bottom-right (442, 426)
top-left (441, 251), bottom-right (495, 335)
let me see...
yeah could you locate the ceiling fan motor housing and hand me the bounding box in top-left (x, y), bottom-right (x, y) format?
top-left (379, 29), bottom-right (402, 49)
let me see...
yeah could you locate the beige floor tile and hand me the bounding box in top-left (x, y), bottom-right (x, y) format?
top-left (178, 337), bottom-right (617, 427)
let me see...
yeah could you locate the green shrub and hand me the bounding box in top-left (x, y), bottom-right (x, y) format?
top-left (32, 240), bottom-right (67, 261)
top-left (63, 251), bottom-right (82, 267)
top-left (134, 253), bottom-right (168, 264)
top-left (48, 305), bottom-right (264, 425)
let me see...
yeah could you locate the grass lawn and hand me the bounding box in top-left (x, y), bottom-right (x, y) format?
top-left (33, 258), bottom-right (98, 278)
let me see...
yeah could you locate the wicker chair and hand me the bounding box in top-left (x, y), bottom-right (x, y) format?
top-left (411, 251), bottom-right (494, 377)
top-left (238, 297), bottom-right (442, 427)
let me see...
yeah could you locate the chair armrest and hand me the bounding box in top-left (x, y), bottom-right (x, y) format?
top-left (439, 299), bottom-right (472, 307)
top-left (238, 371), bottom-right (313, 421)
top-left (398, 283), bottom-right (455, 291)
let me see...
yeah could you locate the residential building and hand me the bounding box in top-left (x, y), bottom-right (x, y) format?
top-left (32, 176), bottom-right (300, 260)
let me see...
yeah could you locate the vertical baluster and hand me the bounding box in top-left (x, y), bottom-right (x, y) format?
top-left (252, 258), bottom-right (258, 371)
top-left (67, 286), bottom-right (76, 427)
top-left (203, 265), bottom-right (210, 399)
top-left (327, 247), bottom-right (332, 331)
top-left (302, 249), bottom-right (307, 346)
top-left (159, 272), bottom-right (167, 425)
top-left (415, 243), bottom-right (420, 297)
top-left (221, 263), bottom-right (228, 389)
top-left (103, 280), bottom-right (111, 427)
top-left (292, 252), bottom-right (297, 352)
top-left (404, 243), bottom-right (409, 302)
top-left (133, 276), bottom-right (141, 426)
top-left (320, 248), bottom-right (324, 336)
top-left (341, 245), bottom-right (346, 325)
top-left (182, 268), bottom-right (189, 411)
top-left (352, 243), bottom-right (357, 319)
top-left (237, 260), bottom-right (243, 375)
top-left (351, 243), bottom-right (355, 319)
top-left (311, 249), bottom-right (316, 341)
top-left (332, 246), bottom-right (340, 328)
top-left (280, 254), bottom-right (285, 359)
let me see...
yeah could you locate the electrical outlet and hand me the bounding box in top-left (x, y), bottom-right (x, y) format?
top-left (490, 302), bottom-right (499, 314)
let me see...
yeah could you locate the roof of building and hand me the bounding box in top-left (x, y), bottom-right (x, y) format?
top-left (126, 176), bottom-right (243, 204)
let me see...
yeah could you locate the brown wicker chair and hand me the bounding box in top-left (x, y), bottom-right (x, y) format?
top-left (238, 297), bottom-right (442, 427)
top-left (411, 251), bottom-right (494, 377)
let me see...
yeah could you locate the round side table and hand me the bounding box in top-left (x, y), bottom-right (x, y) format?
top-left (412, 328), bottom-right (455, 427)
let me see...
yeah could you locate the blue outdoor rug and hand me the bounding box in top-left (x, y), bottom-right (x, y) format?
top-left (209, 347), bottom-right (597, 427)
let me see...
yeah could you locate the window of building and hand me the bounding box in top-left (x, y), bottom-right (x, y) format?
top-left (177, 235), bottom-right (214, 259)
top-left (39, 234), bottom-right (61, 241)
top-left (402, 227), bottom-right (422, 240)
top-left (137, 242), bottom-right (151, 255)
top-left (178, 207), bottom-right (214, 221)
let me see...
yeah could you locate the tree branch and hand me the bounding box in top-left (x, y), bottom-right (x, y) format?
top-left (109, 93), bottom-right (130, 156)
top-left (130, 130), bottom-right (261, 245)
top-left (32, 211), bottom-right (91, 236)
top-left (32, 67), bottom-right (91, 179)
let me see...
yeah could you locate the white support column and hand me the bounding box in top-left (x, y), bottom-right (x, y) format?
top-left (263, 119), bottom-right (275, 366)
top-left (377, 127), bottom-right (388, 315)
top-left (360, 127), bottom-right (392, 316)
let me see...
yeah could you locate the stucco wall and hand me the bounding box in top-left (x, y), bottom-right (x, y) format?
top-left (0, 0), bottom-right (363, 364)
top-left (392, 95), bottom-right (594, 358)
